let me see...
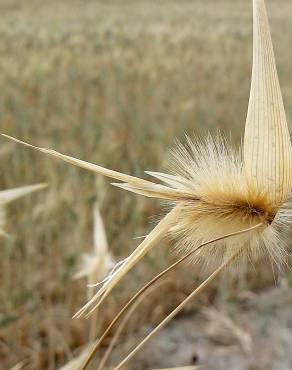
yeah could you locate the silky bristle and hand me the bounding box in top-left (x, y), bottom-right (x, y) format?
top-left (165, 135), bottom-right (289, 269)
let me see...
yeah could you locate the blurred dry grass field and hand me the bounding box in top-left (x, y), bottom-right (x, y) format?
top-left (1, 0), bottom-right (292, 369)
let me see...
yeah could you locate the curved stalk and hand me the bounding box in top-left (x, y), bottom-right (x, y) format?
top-left (81, 223), bottom-right (262, 369)
top-left (98, 280), bottom-right (168, 370)
top-left (113, 243), bottom-right (250, 370)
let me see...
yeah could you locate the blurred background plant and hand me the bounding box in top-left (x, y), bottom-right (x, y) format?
top-left (59, 179), bottom-right (115, 370)
top-left (1, 0), bottom-right (292, 369)
top-left (0, 183), bottom-right (47, 237)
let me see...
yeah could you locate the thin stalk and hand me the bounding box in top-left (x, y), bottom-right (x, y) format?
top-left (98, 280), bottom-right (168, 370)
top-left (75, 208), bottom-right (180, 318)
top-left (81, 223), bottom-right (262, 369)
top-left (87, 275), bottom-right (99, 342)
top-left (112, 242), bottom-right (254, 370)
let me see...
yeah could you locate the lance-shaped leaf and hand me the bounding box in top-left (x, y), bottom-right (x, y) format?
top-left (244, 0), bottom-right (292, 205)
top-left (1, 135), bottom-right (194, 202)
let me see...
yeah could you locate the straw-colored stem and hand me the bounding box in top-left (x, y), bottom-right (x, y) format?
top-left (75, 208), bottom-right (180, 318)
top-left (98, 280), bottom-right (168, 370)
top-left (81, 249), bottom-right (191, 370)
top-left (113, 244), bottom-right (248, 370)
top-left (81, 223), bottom-right (262, 370)
top-left (87, 274), bottom-right (99, 342)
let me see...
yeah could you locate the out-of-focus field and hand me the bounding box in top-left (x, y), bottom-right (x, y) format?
top-left (1, 0), bottom-right (292, 369)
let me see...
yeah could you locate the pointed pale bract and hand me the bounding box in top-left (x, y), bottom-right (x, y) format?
top-left (1, 134), bottom-right (194, 202)
top-left (0, 183), bottom-right (47, 206)
top-left (145, 171), bottom-right (193, 191)
top-left (73, 202), bottom-right (114, 281)
top-left (93, 201), bottom-right (109, 256)
top-left (244, 0), bottom-right (292, 205)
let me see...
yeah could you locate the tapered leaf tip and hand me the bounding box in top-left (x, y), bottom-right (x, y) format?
top-left (244, 0), bottom-right (292, 205)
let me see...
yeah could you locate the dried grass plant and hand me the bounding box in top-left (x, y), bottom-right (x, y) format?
top-left (2, 0), bottom-right (292, 368)
top-left (74, 201), bottom-right (115, 285)
top-left (59, 193), bottom-right (115, 369)
top-left (74, 200), bottom-right (115, 339)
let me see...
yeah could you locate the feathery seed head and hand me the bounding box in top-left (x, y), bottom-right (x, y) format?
top-left (164, 135), bottom-right (290, 269)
